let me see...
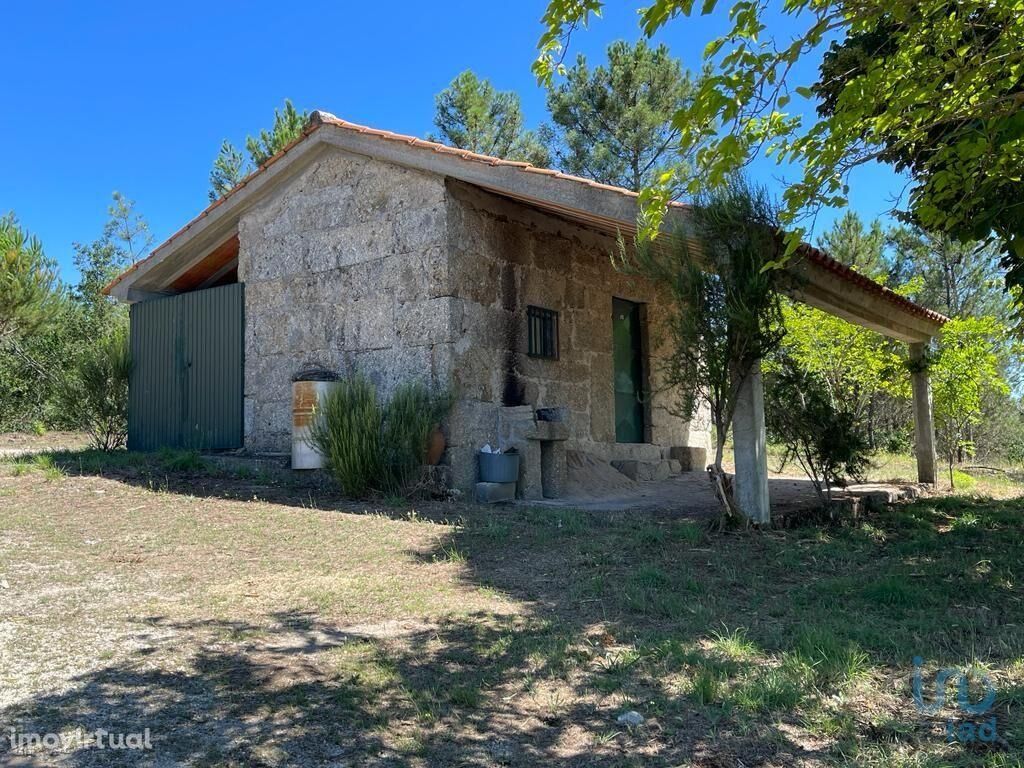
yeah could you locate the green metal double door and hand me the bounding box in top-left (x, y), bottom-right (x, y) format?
top-left (128, 283), bottom-right (244, 451)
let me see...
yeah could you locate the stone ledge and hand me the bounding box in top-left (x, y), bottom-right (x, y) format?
top-left (476, 481), bottom-right (517, 504)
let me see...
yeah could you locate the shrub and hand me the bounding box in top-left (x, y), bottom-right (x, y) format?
top-left (310, 375), bottom-right (451, 497)
top-left (381, 381), bottom-right (453, 492)
top-left (72, 326), bottom-right (131, 451)
top-left (766, 352), bottom-right (871, 509)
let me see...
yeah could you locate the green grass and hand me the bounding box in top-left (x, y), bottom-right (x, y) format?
top-left (450, 492), bottom-right (1024, 764)
top-left (4, 447), bottom-right (1024, 766)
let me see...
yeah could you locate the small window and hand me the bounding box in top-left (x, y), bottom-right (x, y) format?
top-left (527, 305), bottom-right (559, 360)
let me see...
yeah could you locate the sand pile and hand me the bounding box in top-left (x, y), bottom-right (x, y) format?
top-left (565, 450), bottom-right (638, 499)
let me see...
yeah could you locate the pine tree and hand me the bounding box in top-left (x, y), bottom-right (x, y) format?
top-left (245, 99), bottom-right (308, 166)
top-left (543, 40), bottom-right (695, 190)
top-left (0, 214), bottom-right (60, 345)
top-left (208, 100), bottom-right (310, 200)
top-left (817, 211), bottom-right (888, 279)
top-left (431, 71), bottom-right (549, 166)
top-left (209, 141), bottom-right (246, 202)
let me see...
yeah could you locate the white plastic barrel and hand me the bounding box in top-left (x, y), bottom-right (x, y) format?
top-left (292, 380), bottom-right (338, 469)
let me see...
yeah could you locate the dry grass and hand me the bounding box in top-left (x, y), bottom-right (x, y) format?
top-left (1, 448), bottom-right (1023, 767)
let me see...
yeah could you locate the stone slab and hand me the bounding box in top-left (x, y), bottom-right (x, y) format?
top-left (669, 446), bottom-right (708, 472)
top-left (476, 481), bottom-right (517, 504)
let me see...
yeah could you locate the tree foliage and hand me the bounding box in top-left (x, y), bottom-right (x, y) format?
top-left (819, 211), bottom-right (888, 280)
top-left (1, 194), bottom-right (146, 432)
top-left (781, 301), bottom-right (908, 419)
top-left (209, 100), bottom-right (309, 201)
top-left (930, 316), bottom-right (1010, 488)
top-left (431, 71), bottom-right (549, 166)
top-left (888, 227), bottom-right (1008, 321)
top-left (618, 178), bottom-right (786, 522)
top-left (71, 324), bottom-right (131, 451)
top-left (535, 1), bottom-right (1024, 294)
top-left (0, 214), bottom-right (61, 345)
top-left (765, 353), bottom-right (871, 509)
top-left (542, 39), bottom-right (695, 189)
top-left (209, 141), bottom-right (246, 202)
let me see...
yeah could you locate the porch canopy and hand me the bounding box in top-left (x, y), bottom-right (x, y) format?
top-left (105, 113), bottom-right (947, 521)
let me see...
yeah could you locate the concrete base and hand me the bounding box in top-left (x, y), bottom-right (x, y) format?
top-left (540, 440), bottom-right (567, 498)
top-left (669, 446), bottom-right (708, 471)
top-left (497, 406), bottom-right (570, 500)
top-left (476, 481), bottom-right (517, 504)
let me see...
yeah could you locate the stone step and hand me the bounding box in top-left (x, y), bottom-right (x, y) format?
top-left (475, 481), bottom-right (516, 504)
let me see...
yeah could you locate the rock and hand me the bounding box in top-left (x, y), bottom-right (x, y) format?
top-left (669, 446), bottom-right (708, 471)
top-left (486, 740), bottom-right (515, 764)
top-left (616, 710), bottom-right (644, 727)
top-left (475, 481), bottom-right (516, 504)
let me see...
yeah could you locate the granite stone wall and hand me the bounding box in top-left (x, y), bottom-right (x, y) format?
top-left (238, 151), bottom-right (455, 453)
top-left (235, 146), bottom-right (708, 486)
top-left (443, 181), bottom-right (709, 490)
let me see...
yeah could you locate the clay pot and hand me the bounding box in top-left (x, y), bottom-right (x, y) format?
top-left (425, 425), bottom-right (446, 465)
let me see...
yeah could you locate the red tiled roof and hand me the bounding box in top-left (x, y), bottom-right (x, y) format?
top-left (802, 244), bottom-right (948, 325)
top-left (103, 112), bottom-right (948, 327)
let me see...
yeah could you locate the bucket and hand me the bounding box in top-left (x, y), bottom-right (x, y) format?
top-left (292, 379), bottom-right (339, 469)
top-left (478, 451), bottom-right (520, 483)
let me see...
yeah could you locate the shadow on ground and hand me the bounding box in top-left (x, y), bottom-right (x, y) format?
top-left (33, 447), bottom-right (827, 522)
top-left (4, 453), bottom-right (1022, 765)
top-left (1, 608), bottom-right (831, 767)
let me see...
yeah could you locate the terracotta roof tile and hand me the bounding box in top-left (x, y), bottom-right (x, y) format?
top-left (802, 244), bottom-right (948, 325)
top-left (102, 112), bottom-right (947, 327)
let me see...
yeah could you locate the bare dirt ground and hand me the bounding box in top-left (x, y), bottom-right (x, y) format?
top-left (0, 432), bottom-right (91, 458)
top-left (1, 450), bottom-right (1022, 767)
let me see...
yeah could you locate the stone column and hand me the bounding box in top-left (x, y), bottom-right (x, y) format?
top-left (909, 342), bottom-right (938, 485)
top-left (732, 360), bottom-right (771, 525)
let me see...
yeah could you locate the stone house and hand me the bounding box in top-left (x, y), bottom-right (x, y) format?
top-left (107, 112), bottom-right (947, 510)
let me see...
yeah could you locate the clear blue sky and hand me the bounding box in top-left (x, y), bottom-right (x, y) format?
top-left (3, 1), bottom-right (904, 284)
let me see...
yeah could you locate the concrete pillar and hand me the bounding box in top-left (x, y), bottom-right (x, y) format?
top-left (732, 360), bottom-right (771, 524)
top-left (909, 342), bottom-right (938, 485)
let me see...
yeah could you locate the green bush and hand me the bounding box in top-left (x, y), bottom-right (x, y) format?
top-left (71, 326), bottom-right (131, 451)
top-left (310, 375), bottom-right (451, 497)
top-left (766, 352), bottom-right (871, 509)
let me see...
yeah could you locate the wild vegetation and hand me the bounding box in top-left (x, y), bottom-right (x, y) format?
top-left (618, 179), bottom-right (787, 522)
top-left (538, 1), bottom-right (1024, 284)
top-left (2, 452), bottom-right (1023, 765)
top-left (309, 375), bottom-right (452, 497)
top-left (765, 352), bottom-right (872, 509)
top-left (0, 194), bottom-right (145, 449)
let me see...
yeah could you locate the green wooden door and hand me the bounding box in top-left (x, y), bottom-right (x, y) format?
top-left (128, 283), bottom-right (244, 451)
top-left (613, 297), bottom-right (645, 443)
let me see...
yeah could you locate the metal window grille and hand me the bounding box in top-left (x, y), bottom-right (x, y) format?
top-left (527, 306), bottom-right (559, 359)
